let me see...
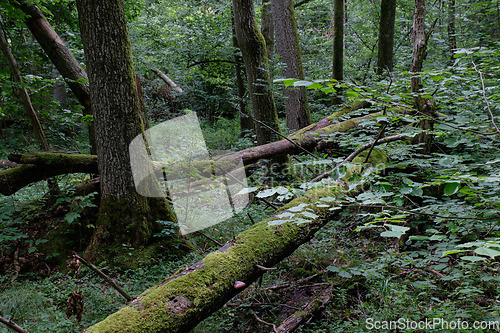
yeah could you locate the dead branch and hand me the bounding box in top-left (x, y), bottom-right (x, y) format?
top-left (152, 69), bottom-right (183, 93)
top-left (275, 285), bottom-right (333, 333)
top-left (73, 253), bottom-right (133, 303)
top-left (0, 316), bottom-right (27, 333)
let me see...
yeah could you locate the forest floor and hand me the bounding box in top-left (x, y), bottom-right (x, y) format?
top-left (1, 190), bottom-right (499, 332)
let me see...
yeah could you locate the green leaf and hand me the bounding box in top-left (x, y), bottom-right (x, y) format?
top-left (462, 256), bottom-right (486, 262)
top-left (380, 230), bottom-right (404, 238)
top-left (326, 265), bottom-right (339, 272)
top-left (301, 211), bottom-right (319, 219)
top-left (444, 182), bottom-right (461, 196)
top-left (237, 187), bottom-right (259, 195)
top-left (65, 212), bottom-right (80, 224)
top-left (338, 270), bottom-right (353, 278)
top-left (289, 203), bottom-right (308, 212)
top-left (256, 188), bottom-right (277, 198)
top-left (474, 247), bottom-right (500, 258)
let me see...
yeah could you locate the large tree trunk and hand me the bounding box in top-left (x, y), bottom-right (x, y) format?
top-left (76, 0), bottom-right (177, 261)
top-left (83, 148), bottom-right (386, 332)
top-left (232, 0), bottom-right (282, 146)
top-left (11, 0), bottom-right (96, 152)
top-left (272, 0), bottom-right (311, 132)
top-left (411, 0), bottom-right (435, 154)
top-left (376, 0), bottom-right (397, 75)
top-left (332, 0), bottom-right (344, 105)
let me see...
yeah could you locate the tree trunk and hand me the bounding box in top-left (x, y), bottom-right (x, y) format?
top-left (232, 22), bottom-right (254, 136)
top-left (411, 0), bottom-right (435, 154)
top-left (11, 0), bottom-right (96, 153)
top-left (232, 0), bottom-right (282, 146)
top-left (272, 0), bottom-right (311, 132)
top-left (447, 0), bottom-right (457, 62)
top-left (76, 0), bottom-right (177, 262)
top-left (0, 15), bottom-right (48, 150)
top-left (332, 0), bottom-right (344, 105)
top-left (376, 0), bottom-right (397, 75)
top-left (261, 0), bottom-right (275, 66)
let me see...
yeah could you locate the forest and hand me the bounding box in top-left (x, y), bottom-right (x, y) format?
top-left (0, 0), bottom-right (499, 332)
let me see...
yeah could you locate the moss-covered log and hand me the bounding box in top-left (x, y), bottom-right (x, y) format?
top-left (0, 154), bottom-right (98, 195)
top-left (85, 190), bottom-right (355, 331)
top-left (0, 104), bottom-right (377, 195)
top-left (84, 151), bottom-right (386, 332)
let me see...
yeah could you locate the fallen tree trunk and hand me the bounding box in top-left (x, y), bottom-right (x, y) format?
top-left (152, 69), bottom-right (183, 93)
top-left (84, 150), bottom-right (384, 332)
top-left (0, 104), bottom-right (378, 195)
top-left (0, 154), bottom-right (97, 195)
top-left (275, 285), bottom-right (333, 332)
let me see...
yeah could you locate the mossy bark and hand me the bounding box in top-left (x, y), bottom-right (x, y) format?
top-left (84, 151), bottom-right (387, 332)
top-left (76, 0), bottom-right (178, 262)
top-left (232, 0), bottom-right (282, 146)
top-left (272, 0), bottom-right (311, 131)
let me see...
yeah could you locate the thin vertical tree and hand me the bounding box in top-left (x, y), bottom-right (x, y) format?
top-left (272, 0), bottom-right (311, 131)
top-left (332, 0), bottom-right (344, 105)
top-left (261, 0), bottom-right (275, 65)
top-left (232, 0), bottom-right (282, 146)
top-left (377, 0), bottom-right (397, 75)
top-left (411, 0), bottom-right (436, 154)
top-left (447, 0), bottom-right (457, 62)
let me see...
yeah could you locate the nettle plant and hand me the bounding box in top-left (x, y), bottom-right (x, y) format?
top-left (264, 55), bottom-right (500, 277)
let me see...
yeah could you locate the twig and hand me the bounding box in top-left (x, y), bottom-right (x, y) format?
top-left (253, 312), bottom-right (277, 333)
top-left (195, 231), bottom-right (223, 247)
top-left (73, 253), bottom-right (133, 302)
top-left (256, 264), bottom-right (277, 271)
top-left (363, 123), bottom-right (388, 163)
top-left (311, 134), bottom-right (407, 182)
top-left (0, 316), bottom-right (27, 333)
top-left (471, 59), bottom-right (500, 134)
top-left (252, 302), bottom-right (301, 310)
top-left (240, 111), bottom-right (319, 160)
top-left (340, 204), bottom-right (499, 221)
top-left (247, 212), bottom-right (256, 224)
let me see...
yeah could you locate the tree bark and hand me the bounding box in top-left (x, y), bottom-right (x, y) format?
top-left (261, 0), bottom-right (275, 66)
top-left (272, 0), bottom-right (311, 132)
top-left (76, 0), bottom-right (177, 261)
top-left (332, 0), bottom-right (344, 105)
top-left (411, 0), bottom-right (436, 154)
top-left (232, 21), bottom-right (254, 136)
top-left (447, 0), bottom-right (456, 62)
top-left (232, 0), bottom-right (282, 146)
top-left (376, 0), bottom-right (397, 75)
